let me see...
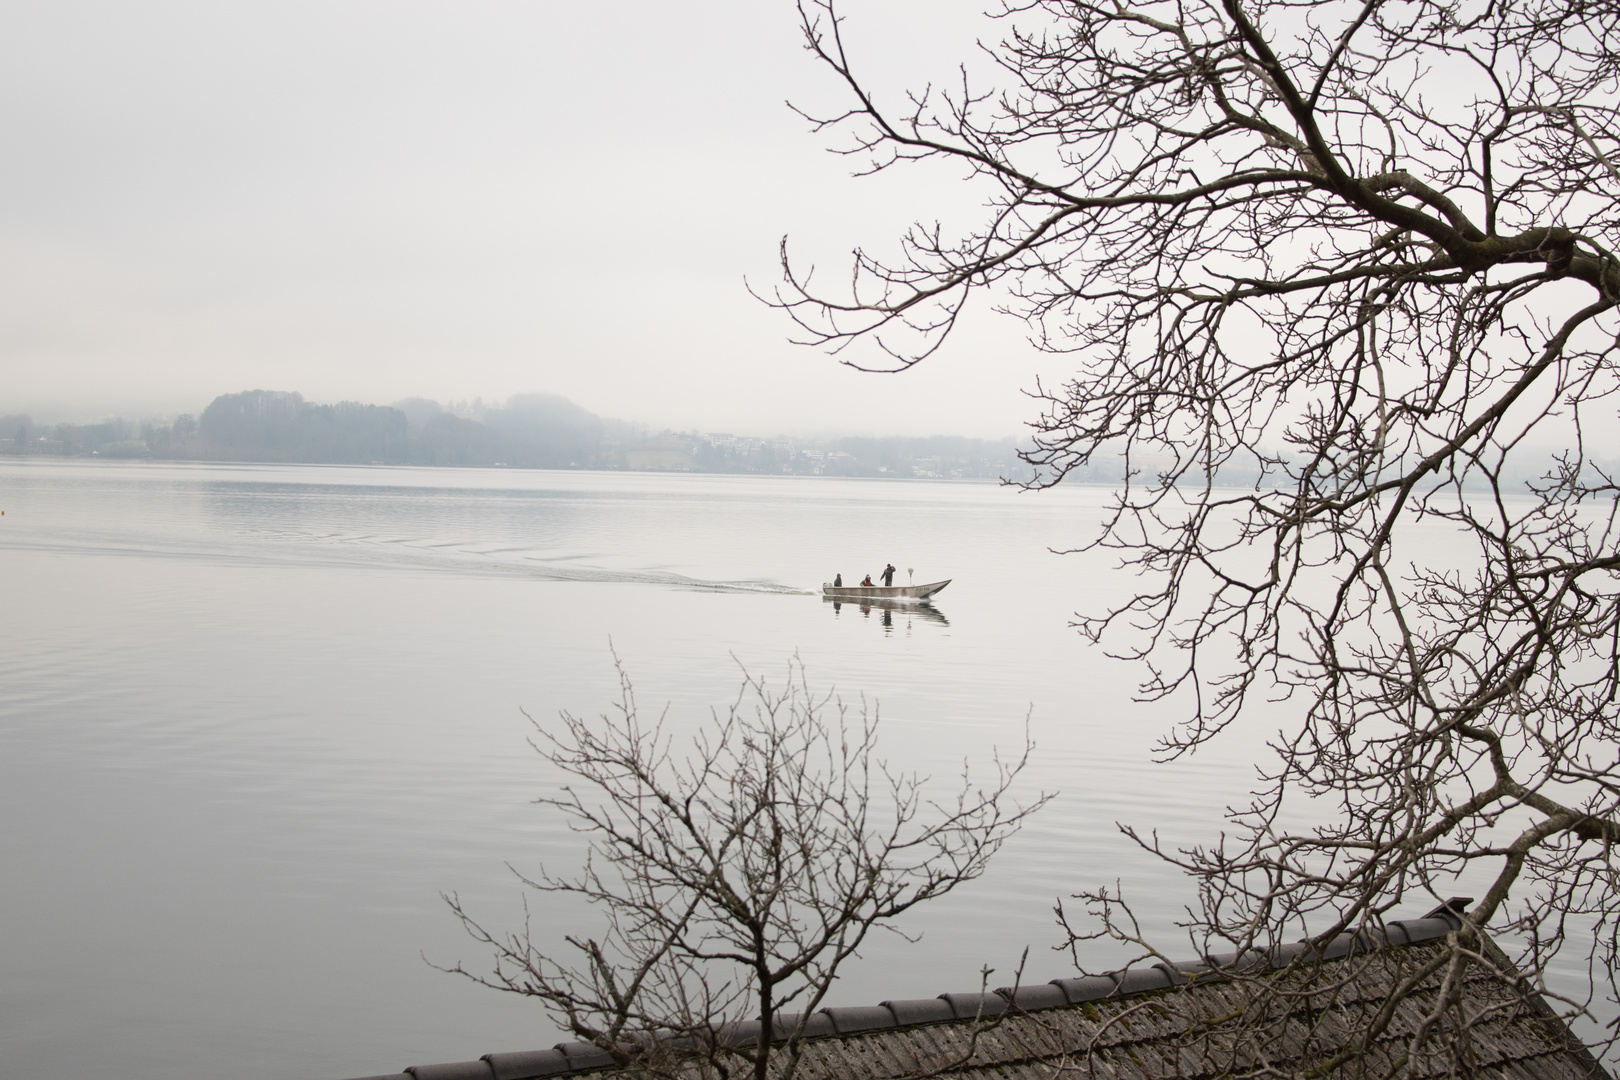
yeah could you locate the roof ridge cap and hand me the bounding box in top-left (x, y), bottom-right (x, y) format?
top-left (345, 901), bottom-right (1495, 1080)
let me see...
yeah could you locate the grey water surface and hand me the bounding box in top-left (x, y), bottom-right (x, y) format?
top-left (0, 460), bottom-right (1448, 1080)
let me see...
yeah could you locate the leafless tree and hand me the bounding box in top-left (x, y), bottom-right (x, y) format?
top-left (776, 0), bottom-right (1620, 1069)
top-left (442, 657), bottom-right (1046, 1080)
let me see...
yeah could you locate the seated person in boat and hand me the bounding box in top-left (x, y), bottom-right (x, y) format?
top-left (834, 573), bottom-right (843, 587)
top-left (861, 574), bottom-right (874, 586)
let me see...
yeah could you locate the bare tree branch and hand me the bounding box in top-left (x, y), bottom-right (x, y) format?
top-left (780, 0), bottom-right (1620, 1069)
top-left (438, 654), bottom-right (1049, 1080)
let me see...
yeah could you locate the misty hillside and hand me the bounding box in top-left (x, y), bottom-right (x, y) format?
top-left (0, 390), bottom-right (1042, 480)
top-left (199, 391), bottom-right (410, 463)
top-left (175, 390), bottom-right (641, 468)
top-left (190, 389), bottom-right (647, 468)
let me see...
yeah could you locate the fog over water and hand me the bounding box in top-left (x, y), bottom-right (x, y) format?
top-left (1, 459), bottom-right (1583, 1080)
top-left (0, 0), bottom-right (1054, 437)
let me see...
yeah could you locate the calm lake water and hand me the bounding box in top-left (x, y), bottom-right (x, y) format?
top-left (0, 459), bottom-right (1571, 1080)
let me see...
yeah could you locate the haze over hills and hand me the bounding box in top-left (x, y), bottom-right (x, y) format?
top-left (6, 389), bottom-right (1595, 493)
top-left (0, 389), bottom-right (1047, 482)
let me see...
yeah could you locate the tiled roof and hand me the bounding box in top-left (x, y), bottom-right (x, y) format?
top-left (341, 902), bottom-right (1610, 1080)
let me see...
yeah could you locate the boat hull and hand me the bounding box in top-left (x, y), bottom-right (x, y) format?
top-left (821, 579), bottom-right (951, 601)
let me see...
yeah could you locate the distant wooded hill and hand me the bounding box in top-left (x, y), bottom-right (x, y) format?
top-left (0, 390), bottom-right (1045, 481)
top-left (187, 390), bottom-right (632, 468)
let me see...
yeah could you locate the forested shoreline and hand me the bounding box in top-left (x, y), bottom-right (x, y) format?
top-left (0, 389), bottom-right (1048, 482)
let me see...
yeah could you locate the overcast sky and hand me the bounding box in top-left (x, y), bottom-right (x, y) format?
top-left (0, 0), bottom-right (1069, 437)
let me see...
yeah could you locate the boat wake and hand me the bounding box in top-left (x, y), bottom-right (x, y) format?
top-left (0, 531), bottom-right (815, 596)
top-left (500, 562), bottom-right (813, 595)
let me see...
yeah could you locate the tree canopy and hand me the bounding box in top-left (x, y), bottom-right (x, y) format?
top-left (445, 661), bottom-right (1044, 1080)
top-left (779, 0), bottom-right (1620, 1063)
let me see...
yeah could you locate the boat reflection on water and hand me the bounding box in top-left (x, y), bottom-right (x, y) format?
top-left (824, 593), bottom-right (950, 628)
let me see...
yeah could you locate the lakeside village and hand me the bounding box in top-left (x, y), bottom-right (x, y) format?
top-left (0, 389), bottom-right (1055, 483)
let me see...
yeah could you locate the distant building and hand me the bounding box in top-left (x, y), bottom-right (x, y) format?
top-left (623, 438), bottom-right (698, 471)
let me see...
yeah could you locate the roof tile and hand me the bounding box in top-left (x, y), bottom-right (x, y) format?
top-left (551, 1041), bottom-right (614, 1071)
top-left (1114, 966), bottom-right (1173, 994)
top-left (819, 1005), bottom-right (898, 1034)
top-left (1050, 974), bottom-right (1118, 1003)
top-left (771, 1011), bottom-right (837, 1040)
top-left (938, 991), bottom-right (1009, 1020)
top-left (404, 1062), bottom-right (493, 1080)
top-left (997, 983), bottom-right (1068, 1011)
top-left (880, 997), bottom-right (955, 1025)
top-left (481, 1050), bottom-right (570, 1080)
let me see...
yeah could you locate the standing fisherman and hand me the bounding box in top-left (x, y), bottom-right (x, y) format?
top-left (881, 563), bottom-right (897, 587)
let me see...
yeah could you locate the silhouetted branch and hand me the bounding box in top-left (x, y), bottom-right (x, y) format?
top-left (439, 653), bottom-right (1049, 1080)
top-left (784, 0), bottom-right (1620, 1068)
